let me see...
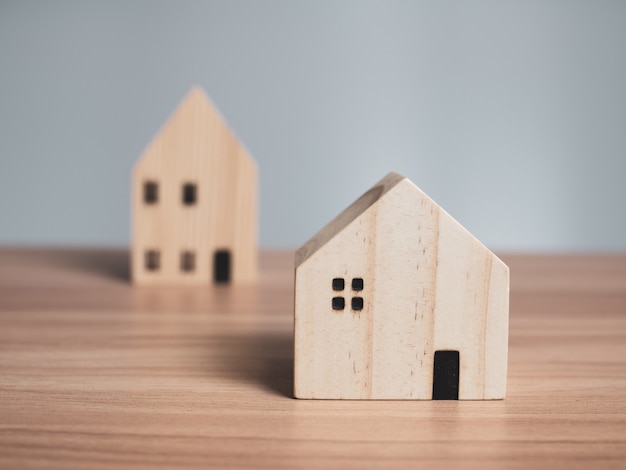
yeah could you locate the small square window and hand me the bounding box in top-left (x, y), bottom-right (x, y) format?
top-left (182, 183), bottom-right (197, 205)
top-left (352, 297), bottom-right (364, 311)
top-left (144, 181), bottom-right (158, 204)
top-left (332, 297), bottom-right (345, 310)
top-left (181, 251), bottom-right (195, 272)
top-left (332, 278), bottom-right (345, 291)
top-left (352, 278), bottom-right (364, 291)
top-left (145, 250), bottom-right (160, 271)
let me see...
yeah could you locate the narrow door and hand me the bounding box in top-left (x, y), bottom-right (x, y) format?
top-left (432, 350), bottom-right (460, 400)
top-left (213, 249), bottom-right (231, 283)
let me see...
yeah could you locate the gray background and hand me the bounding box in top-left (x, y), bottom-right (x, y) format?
top-left (1, 1), bottom-right (625, 251)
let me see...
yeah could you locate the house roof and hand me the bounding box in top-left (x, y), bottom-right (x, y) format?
top-left (295, 172), bottom-right (406, 267)
top-left (295, 172), bottom-right (507, 271)
top-left (134, 86), bottom-right (255, 169)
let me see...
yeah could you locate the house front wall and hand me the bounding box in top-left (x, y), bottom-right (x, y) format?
top-left (132, 88), bottom-right (257, 285)
top-left (294, 179), bottom-right (509, 399)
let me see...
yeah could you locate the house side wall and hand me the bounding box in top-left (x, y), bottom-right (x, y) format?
top-left (132, 89), bottom-right (257, 285)
top-left (231, 146), bottom-right (258, 283)
top-left (484, 259), bottom-right (509, 398)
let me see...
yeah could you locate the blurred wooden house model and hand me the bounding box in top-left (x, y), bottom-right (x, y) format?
top-left (132, 87), bottom-right (257, 285)
top-left (294, 172), bottom-right (509, 400)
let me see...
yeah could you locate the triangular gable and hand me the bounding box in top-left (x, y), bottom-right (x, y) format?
top-left (135, 86), bottom-right (254, 169)
top-left (296, 172), bottom-right (506, 272)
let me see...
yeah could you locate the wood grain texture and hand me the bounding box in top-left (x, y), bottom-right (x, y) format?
top-left (0, 249), bottom-right (626, 469)
top-left (132, 87), bottom-right (258, 285)
top-left (295, 173), bottom-right (509, 399)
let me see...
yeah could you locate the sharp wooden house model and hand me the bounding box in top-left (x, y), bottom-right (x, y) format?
top-left (294, 172), bottom-right (509, 400)
top-left (132, 87), bottom-right (257, 285)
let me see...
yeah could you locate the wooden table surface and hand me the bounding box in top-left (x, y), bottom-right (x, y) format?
top-left (0, 249), bottom-right (625, 469)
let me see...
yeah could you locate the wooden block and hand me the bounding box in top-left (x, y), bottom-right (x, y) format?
top-left (294, 173), bottom-right (509, 400)
top-left (132, 87), bottom-right (258, 285)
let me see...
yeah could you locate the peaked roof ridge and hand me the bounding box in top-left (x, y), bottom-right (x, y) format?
top-left (295, 172), bottom-right (406, 267)
top-left (183, 85), bottom-right (232, 136)
top-left (174, 85), bottom-right (225, 128)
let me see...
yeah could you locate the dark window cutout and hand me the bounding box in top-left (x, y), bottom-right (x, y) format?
top-left (351, 297), bottom-right (364, 310)
top-left (214, 249), bottom-right (231, 283)
top-left (332, 297), bottom-right (345, 310)
top-left (352, 278), bottom-right (364, 291)
top-left (182, 183), bottom-right (197, 205)
top-left (432, 350), bottom-right (460, 400)
top-left (332, 278), bottom-right (345, 291)
top-left (144, 181), bottom-right (158, 204)
top-left (181, 251), bottom-right (195, 272)
top-left (145, 250), bottom-right (160, 271)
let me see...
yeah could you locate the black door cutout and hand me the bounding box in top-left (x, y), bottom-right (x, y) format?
top-left (432, 350), bottom-right (460, 400)
top-left (213, 250), bottom-right (231, 283)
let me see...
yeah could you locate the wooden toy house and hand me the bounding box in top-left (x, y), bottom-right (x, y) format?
top-left (294, 172), bottom-right (509, 400)
top-left (132, 87), bottom-right (257, 285)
